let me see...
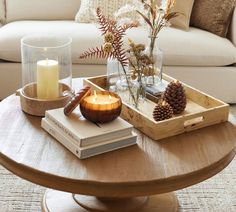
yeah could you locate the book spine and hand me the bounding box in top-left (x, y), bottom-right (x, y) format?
top-left (42, 118), bottom-right (137, 159)
top-left (41, 118), bottom-right (81, 158)
top-left (45, 112), bottom-right (81, 146)
top-left (80, 136), bottom-right (137, 159)
top-left (45, 111), bottom-right (133, 148)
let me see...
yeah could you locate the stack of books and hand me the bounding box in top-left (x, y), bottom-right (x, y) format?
top-left (41, 108), bottom-right (137, 159)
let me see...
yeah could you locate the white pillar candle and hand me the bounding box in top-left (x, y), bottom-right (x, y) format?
top-left (37, 59), bottom-right (59, 99)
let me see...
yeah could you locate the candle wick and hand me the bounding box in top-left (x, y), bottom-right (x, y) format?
top-left (93, 90), bottom-right (97, 103)
top-left (93, 96), bottom-right (97, 103)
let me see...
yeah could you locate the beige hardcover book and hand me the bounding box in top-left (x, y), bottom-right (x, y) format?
top-left (45, 108), bottom-right (133, 147)
top-left (41, 118), bottom-right (137, 159)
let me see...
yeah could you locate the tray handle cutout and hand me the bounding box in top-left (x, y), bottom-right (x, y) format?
top-left (184, 116), bottom-right (204, 128)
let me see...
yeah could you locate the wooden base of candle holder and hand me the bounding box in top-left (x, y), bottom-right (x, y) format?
top-left (19, 82), bottom-right (72, 117)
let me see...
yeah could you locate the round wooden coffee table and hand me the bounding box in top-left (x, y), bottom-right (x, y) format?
top-left (0, 80), bottom-right (236, 212)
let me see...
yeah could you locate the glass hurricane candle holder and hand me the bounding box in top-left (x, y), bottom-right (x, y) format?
top-left (20, 35), bottom-right (73, 116)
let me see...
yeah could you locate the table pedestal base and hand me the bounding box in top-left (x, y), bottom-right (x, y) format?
top-left (42, 189), bottom-right (178, 212)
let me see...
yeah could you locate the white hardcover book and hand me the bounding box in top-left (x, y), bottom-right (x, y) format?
top-left (45, 108), bottom-right (133, 147)
top-left (41, 118), bottom-right (137, 159)
top-left (44, 116), bottom-right (133, 148)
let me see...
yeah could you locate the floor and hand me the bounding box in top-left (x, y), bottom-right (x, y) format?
top-left (0, 106), bottom-right (235, 212)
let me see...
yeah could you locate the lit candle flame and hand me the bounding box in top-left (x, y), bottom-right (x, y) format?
top-left (109, 95), bottom-right (112, 101)
top-left (162, 101), bottom-right (167, 106)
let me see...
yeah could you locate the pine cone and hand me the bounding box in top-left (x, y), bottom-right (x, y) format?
top-left (153, 101), bottom-right (173, 121)
top-left (164, 80), bottom-right (187, 114)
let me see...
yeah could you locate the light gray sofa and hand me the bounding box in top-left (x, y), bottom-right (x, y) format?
top-left (0, 0), bottom-right (236, 102)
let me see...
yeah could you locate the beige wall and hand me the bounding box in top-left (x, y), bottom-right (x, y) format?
top-left (0, 0), bottom-right (5, 24)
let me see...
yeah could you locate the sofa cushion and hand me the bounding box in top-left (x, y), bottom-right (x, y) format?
top-left (229, 7), bottom-right (236, 46)
top-left (6, 0), bottom-right (81, 23)
top-left (157, 27), bottom-right (236, 66)
top-left (75, 0), bottom-right (136, 23)
top-left (170, 0), bottom-right (194, 30)
top-left (0, 21), bottom-right (235, 66)
top-left (190, 0), bottom-right (236, 37)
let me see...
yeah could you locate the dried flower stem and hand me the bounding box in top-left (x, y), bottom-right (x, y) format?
top-left (122, 65), bottom-right (138, 107)
top-left (137, 0), bottom-right (179, 58)
top-left (111, 43), bottom-right (138, 106)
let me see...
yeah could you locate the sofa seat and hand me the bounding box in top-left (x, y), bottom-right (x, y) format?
top-left (0, 21), bottom-right (235, 67)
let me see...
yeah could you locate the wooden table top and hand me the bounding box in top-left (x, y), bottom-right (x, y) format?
top-left (0, 79), bottom-right (236, 198)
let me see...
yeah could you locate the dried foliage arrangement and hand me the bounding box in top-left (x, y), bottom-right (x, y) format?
top-left (128, 39), bottom-right (154, 81)
top-left (80, 1), bottom-right (179, 108)
top-left (80, 8), bottom-right (138, 106)
top-left (114, 0), bottom-right (180, 88)
top-left (137, 0), bottom-right (178, 56)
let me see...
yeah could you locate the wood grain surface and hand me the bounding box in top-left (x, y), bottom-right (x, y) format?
top-left (0, 79), bottom-right (235, 198)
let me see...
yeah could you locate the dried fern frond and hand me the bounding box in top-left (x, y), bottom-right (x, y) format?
top-left (116, 49), bottom-right (129, 66)
top-left (80, 46), bottom-right (111, 59)
top-left (80, 8), bottom-right (137, 68)
top-left (96, 8), bottom-right (117, 35)
top-left (119, 23), bottom-right (138, 34)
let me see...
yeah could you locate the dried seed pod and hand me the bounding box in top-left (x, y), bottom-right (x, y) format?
top-left (104, 32), bottom-right (114, 43)
top-left (103, 42), bottom-right (113, 54)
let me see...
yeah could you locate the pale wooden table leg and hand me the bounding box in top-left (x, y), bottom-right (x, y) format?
top-left (42, 189), bottom-right (178, 212)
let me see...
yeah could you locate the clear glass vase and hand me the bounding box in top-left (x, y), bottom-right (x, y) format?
top-left (107, 58), bottom-right (129, 92)
top-left (144, 37), bottom-right (168, 97)
top-left (144, 36), bottom-right (163, 86)
top-left (129, 79), bottom-right (146, 108)
top-left (107, 58), bottom-right (146, 109)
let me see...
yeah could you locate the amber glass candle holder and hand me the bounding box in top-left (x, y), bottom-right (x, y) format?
top-left (80, 91), bottom-right (122, 123)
